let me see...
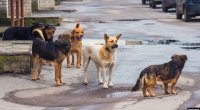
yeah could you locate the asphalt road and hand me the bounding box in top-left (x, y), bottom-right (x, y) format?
top-left (1, 0), bottom-right (200, 110)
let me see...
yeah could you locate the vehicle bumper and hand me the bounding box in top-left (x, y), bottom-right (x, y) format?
top-left (186, 4), bottom-right (200, 16)
top-left (153, 0), bottom-right (162, 4)
top-left (162, 0), bottom-right (176, 8)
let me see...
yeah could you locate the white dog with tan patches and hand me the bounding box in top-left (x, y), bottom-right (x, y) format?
top-left (83, 33), bottom-right (122, 88)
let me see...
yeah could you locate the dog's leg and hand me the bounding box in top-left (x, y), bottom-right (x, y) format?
top-left (54, 62), bottom-right (61, 86)
top-left (42, 59), bottom-right (47, 65)
top-left (71, 53), bottom-right (74, 65)
top-left (147, 83), bottom-right (156, 97)
top-left (67, 52), bottom-right (71, 68)
top-left (58, 62), bottom-right (63, 85)
top-left (76, 51), bottom-right (81, 68)
top-left (32, 55), bottom-right (39, 80)
top-left (96, 66), bottom-right (103, 84)
top-left (142, 76), bottom-right (149, 97)
top-left (37, 59), bottom-right (43, 80)
top-left (163, 83), bottom-right (170, 94)
top-left (101, 68), bottom-right (108, 89)
top-left (108, 64), bottom-right (114, 87)
top-left (83, 54), bottom-right (90, 85)
top-left (142, 86), bottom-right (149, 97)
top-left (171, 72), bottom-right (181, 94)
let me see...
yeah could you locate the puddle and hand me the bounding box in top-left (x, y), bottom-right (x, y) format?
top-left (182, 43), bottom-right (200, 46)
top-left (193, 90), bottom-right (200, 97)
top-left (106, 91), bottom-right (131, 98)
top-left (181, 46), bottom-right (200, 50)
top-left (114, 19), bottom-right (143, 22)
top-left (143, 23), bottom-right (155, 25)
top-left (145, 39), bottom-right (180, 45)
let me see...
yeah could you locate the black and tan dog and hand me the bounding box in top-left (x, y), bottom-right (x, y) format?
top-left (32, 36), bottom-right (71, 86)
top-left (32, 24), bottom-right (56, 66)
top-left (131, 54), bottom-right (187, 97)
top-left (2, 22), bottom-right (43, 40)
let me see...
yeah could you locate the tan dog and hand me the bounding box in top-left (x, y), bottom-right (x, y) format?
top-left (67, 23), bottom-right (84, 68)
top-left (83, 34), bottom-right (122, 88)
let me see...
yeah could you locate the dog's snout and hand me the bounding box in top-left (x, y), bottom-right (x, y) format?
top-left (111, 44), bottom-right (118, 48)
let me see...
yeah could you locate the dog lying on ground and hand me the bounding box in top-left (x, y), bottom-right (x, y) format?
top-left (83, 33), bottom-right (122, 88)
top-left (32, 24), bottom-right (56, 66)
top-left (66, 23), bottom-right (84, 68)
top-left (2, 22), bottom-right (43, 40)
top-left (32, 36), bottom-right (71, 86)
top-left (131, 54), bottom-right (187, 97)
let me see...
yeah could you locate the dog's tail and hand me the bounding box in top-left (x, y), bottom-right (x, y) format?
top-left (76, 23), bottom-right (80, 28)
top-left (131, 77), bottom-right (141, 91)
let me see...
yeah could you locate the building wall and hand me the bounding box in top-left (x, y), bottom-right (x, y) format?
top-left (0, 0), bottom-right (32, 18)
top-left (0, 0), bottom-right (8, 17)
top-left (38, 0), bottom-right (55, 10)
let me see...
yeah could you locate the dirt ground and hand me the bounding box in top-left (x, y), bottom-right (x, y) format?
top-left (1, 0), bottom-right (200, 110)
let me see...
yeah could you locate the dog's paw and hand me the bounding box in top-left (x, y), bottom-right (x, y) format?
top-left (98, 80), bottom-right (103, 85)
top-left (143, 95), bottom-right (150, 97)
top-left (171, 91), bottom-right (177, 94)
top-left (165, 91), bottom-right (170, 94)
top-left (37, 77), bottom-right (40, 80)
top-left (76, 65), bottom-right (81, 68)
top-left (32, 78), bottom-right (37, 81)
top-left (103, 84), bottom-right (108, 89)
top-left (108, 83), bottom-right (114, 87)
top-left (67, 65), bottom-right (71, 68)
top-left (83, 81), bottom-right (88, 85)
top-left (56, 81), bottom-right (62, 86)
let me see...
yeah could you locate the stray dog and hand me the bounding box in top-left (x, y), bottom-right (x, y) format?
top-left (32, 36), bottom-right (71, 86)
top-left (83, 33), bottom-right (122, 88)
top-left (131, 54), bottom-right (187, 97)
top-left (33, 24), bottom-right (56, 66)
top-left (67, 23), bottom-right (84, 68)
top-left (2, 22), bottom-right (43, 40)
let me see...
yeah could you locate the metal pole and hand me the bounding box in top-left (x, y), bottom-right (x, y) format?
top-left (16, 0), bottom-right (20, 26)
top-left (20, 0), bottom-right (24, 26)
top-left (10, 0), bottom-right (14, 26)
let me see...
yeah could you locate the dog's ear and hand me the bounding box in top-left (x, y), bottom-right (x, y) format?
top-left (104, 33), bottom-right (109, 41)
top-left (76, 23), bottom-right (80, 28)
top-left (58, 34), bottom-right (62, 39)
top-left (183, 55), bottom-right (187, 61)
top-left (171, 54), bottom-right (178, 60)
top-left (71, 30), bottom-right (74, 35)
top-left (116, 34), bottom-right (122, 40)
top-left (182, 55), bottom-right (188, 62)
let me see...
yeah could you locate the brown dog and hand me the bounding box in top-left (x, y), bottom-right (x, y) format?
top-left (67, 23), bottom-right (84, 68)
top-left (131, 54), bottom-right (187, 97)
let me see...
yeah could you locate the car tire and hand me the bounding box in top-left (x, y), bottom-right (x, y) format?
top-left (162, 6), bottom-right (168, 12)
top-left (149, 0), bottom-right (152, 7)
top-left (142, 0), bottom-right (146, 5)
top-left (152, 2), bottom-right (156, 9)
top-left (184, 8), bottom-right (190, 22)
top-left (176, 13), bottom-right (182, 19)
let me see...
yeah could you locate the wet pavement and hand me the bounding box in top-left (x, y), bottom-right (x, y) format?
top-left (1, 0), bottom-right (200, 110)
